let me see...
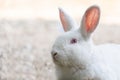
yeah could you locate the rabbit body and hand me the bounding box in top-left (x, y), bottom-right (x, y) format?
top-left (51, 6), bottom-right (120, 80)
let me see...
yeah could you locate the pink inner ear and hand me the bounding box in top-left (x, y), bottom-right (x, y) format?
top-left (85, 7), bottom-right (100, 32)
top-left (59, 10), bottom-right (68, 31)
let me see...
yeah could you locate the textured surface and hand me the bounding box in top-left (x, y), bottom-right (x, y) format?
top-left (0, 19), bottom-right (120, 80)
top-left (0, 19), bottom-right (59, 80)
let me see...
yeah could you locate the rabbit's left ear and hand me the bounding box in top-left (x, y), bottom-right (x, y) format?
top-left (80, 6), bottom-right (100, 38)
top-left (59, 8), bottom-right (77, 32)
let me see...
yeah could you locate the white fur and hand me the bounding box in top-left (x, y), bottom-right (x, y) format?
top-left (51, 6), bottom-right (120, 80)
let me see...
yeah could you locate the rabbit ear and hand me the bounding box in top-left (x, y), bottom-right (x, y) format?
top-left (59, 8), bottom-right (77, 32)
top-left (80, 6), bottom-right (100, 38)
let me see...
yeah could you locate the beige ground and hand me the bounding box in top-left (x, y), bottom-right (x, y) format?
top-left (0, 19), bottom-right (58, 80)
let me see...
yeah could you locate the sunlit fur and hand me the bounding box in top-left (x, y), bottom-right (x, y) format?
top-left (51, 6), bottom-right (120, 80)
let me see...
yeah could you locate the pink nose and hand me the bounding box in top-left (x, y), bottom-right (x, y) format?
top-left (51, 51), bottom-right (58, 60)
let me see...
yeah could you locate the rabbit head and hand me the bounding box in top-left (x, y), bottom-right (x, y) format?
top-left (51, 6), bottom-right (100, 68)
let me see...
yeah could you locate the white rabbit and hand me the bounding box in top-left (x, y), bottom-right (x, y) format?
top-left (51, 5), bottom-right (120, 80)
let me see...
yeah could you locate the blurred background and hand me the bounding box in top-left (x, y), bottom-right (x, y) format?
top-left (0, 0), bottom-right (120, 80)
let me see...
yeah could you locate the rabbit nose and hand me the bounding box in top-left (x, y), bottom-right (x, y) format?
top-left (51, 51), bottom-right (58, 60)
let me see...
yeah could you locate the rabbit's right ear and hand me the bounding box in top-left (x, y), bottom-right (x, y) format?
top-left (80, 6), bottom-right (100, 38)
top-left (59, 8), bottom-right (77, 32)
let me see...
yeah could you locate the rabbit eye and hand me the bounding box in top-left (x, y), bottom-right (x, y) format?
top-left (70, 38), bottom-right (77, 44)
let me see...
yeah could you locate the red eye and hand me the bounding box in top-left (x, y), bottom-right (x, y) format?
top-left (70, 38), bottom-right (77, 44)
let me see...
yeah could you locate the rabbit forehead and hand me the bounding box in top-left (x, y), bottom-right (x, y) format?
top-left (54, 30), bottom-right (83, 45)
